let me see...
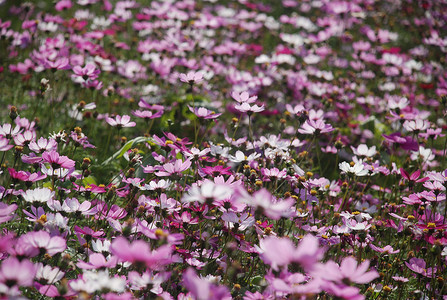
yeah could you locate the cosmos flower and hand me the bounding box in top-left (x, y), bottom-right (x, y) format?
top-left (18, 230), bottom-right (66, 256)
top-left (155, 159), bottom-right (192, 177)
top-left (339, 161), bottom-right (369, 176)
top-left (179, 71), bottom-right (204, 84)
top-left (22, 187), bottom-right (55, 204)
top-left (0, 257), bottom-right (36, 296)
top-left (42, 150), bottom-right (75, 169)
top-left (110, 237), bottom-right (174, 269)
top-left (72, 63), bottom-right (100, 81)
top-left (257, 234), bottom-right (324, 271)
top-left (298, 119), bottom-right (334, 135)
top-left (188, 106), bottom-right (222, 119)
top-left (315, 256), bottom-right (379, 284)
top-left (105, 115), bottom-right (136, 128)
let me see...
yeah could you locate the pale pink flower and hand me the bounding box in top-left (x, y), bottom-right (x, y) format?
top-left (315, 256), bottom-right (379, 284)
top-left (105, 115), bottom-right (136, 128)
top-left (179, 71), bottom-right (203, 84)
top-left (298, 119), bottom-right (334, 135)
top-left (155, 159), bottom-right (192, 177)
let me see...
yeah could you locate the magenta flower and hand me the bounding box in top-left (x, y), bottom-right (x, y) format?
top-left (110, 237), bottom-right (174, 269)
top-left (42, 150), bottom-right (75, 169)
top-left (105, 115), bottom-right (136, 128)
top-left (72, 63), bottom-right (100, 81)
top-left (298, 119), bottom-right (334, 135)
top-left (315, 257), bottom-right (379, 284)
top-left (179, 71), bottom-right (204, 84)
top-left (400, 168), bottom-right (429, 183)
top-left (55, 0), bottom-right (73, 11)
top-left (382, 132), bottom-right (419, 151)
top-left (200, 165), bottom-right (232, 177)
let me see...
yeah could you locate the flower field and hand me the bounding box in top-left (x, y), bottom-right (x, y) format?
top-left (0, 0), bottom-right (447, 299)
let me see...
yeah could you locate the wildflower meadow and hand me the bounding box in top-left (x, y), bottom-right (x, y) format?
top-left (1, 0), bottom-right (447, 299)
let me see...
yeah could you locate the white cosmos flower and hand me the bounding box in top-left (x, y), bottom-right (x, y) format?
top-left (339, 161), bottom-right (369, 176)
top-left (351, 144), bottom-right (377, 157)
top-left (22, 188), bottom-right (55, 203)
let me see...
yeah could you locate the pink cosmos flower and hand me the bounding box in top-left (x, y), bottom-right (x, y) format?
top-left (405, 257), bottom-right (436, 278)
top-left (42, 150), bottom-right (75, 169)
top-left (74, 225), bottom-right (104, 240)
top-left (382, 132), bottom-right (419, 151)
top-left (231, 91), bottom-right (257, 103)
top-left (55, 0), bottom-right (73, 11)
top-left (110, 237), bottom-right (174, 269)
top-left (0, 123), bottom-right (21, 138)
top-left (132, 110), bottom-right (163, 120)
top-left (369, 244), bottom-right (400, 254)
top-left (315, 256), bottom-right (379, 284)
top-left (0, 137), bottom-right (13, 152)
top-left (182, 268), bottom-right (231, 300)
top-left (400, 168), bottom-right (429, 183)
top-left (188, 106), bottom-right (222, 119)
top-left (0, 257), bottom-right (36, 296)
top-left (323, 282), bottom-right (364, 300)
top-left (77, 253), bottom-right (118, 270)
top-left (72, 63), bottom-right (100, 81)
top-left (298, 119), bottom-right (334, 135)
top-left (44, 57), bottom-right (70, 70)
top-left (155, 159), bottom-right (192, 177)
top-left (261, 167), bottom-right (287, 180)
top-left (61, 198), bottom-right (97, 215)
top-left (258, 234), bottom-right (324, 271)
top-left (18, 230), bottom-right (66, 256)
top-left (234, 102), bottom-right (265, 114)
top-left (179, 71), bottom-right (204, 84)
top-left (0, 202), bottom-right (17, 223)
top-left (238, 188), bottom-right (295, 220)
top-left (200, 165), bottom-right (232, 177)
top-left (13, 130), bottom-right (36, 146)
top-left (105, 115), bottom-right (136, 128)
top-left (29, 137), bottom-right (58, 153)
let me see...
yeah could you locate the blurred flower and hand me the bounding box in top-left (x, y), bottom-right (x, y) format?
top-left (105, 115), bottom-right (136, 128)
top-left (179, 71), bottom-right (204, 84)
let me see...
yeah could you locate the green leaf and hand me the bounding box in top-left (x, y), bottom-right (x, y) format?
top-left (82, 176), bottom-right (97, 186)
top-left (101, 136), bottom-right (153, 165)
